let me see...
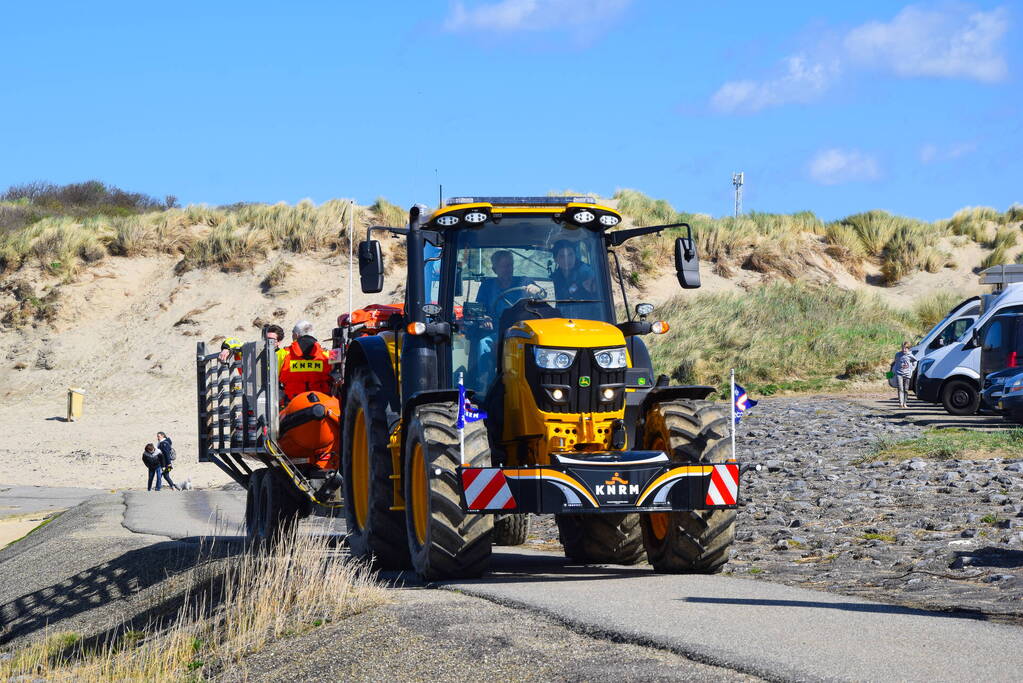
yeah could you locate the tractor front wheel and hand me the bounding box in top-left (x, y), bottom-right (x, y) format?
top-left (641, 399), bottom-right (735, 573)
top-left (404, 402), bottom-right (493, 580)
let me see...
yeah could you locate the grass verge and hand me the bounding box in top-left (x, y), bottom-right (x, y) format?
top-left (863, 428), bottom-right (1023, 462)
top-left (0, 529), bottom-right (386, 680)
top-left (647, 282), bottom-right (919, 395)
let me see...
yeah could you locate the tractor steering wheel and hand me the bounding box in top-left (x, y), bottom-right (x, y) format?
top-left (497, 284), bottom-right (547, 308)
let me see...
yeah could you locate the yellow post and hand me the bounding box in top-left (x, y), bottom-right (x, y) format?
top-left (67, 387), bottom-right (85, 422)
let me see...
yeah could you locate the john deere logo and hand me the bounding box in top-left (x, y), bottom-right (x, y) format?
top-left (578, 376), bottom-right (591, 387)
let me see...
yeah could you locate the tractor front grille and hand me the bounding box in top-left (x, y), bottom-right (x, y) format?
top-left (525, 346), bottom-right (626, 414)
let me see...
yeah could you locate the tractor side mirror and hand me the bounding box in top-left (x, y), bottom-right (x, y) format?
top-left (675, 236), bottom-right (700, 289)
top-left (358, 240), bottom-right (384, 293)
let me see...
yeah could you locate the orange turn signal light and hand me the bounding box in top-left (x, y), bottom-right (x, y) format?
top-left (406, 322), bottom-right (427, 335)
top-left (651, 321), bottom-right (669, 334)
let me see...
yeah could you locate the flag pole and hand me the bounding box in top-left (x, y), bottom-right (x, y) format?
top-left (458, 372), bottom-right (465, 466)
top-left (730, 368), bottom-right (736, 462)
top-left (347, 200), bottom-right (354, 317)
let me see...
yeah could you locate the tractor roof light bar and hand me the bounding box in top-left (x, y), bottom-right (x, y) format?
top-left (443, 196), bottom-right (597, 207)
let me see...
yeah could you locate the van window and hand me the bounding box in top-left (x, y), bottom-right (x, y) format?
top-left (969, 305), bottom-right (1023, 343)
top-left (983, 320), bottom-right (1003, 350)
top-left (930, 317), bottom-right (974, 349)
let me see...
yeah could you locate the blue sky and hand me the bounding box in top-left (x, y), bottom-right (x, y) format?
top-left (1, 1), bottom-right (1019, 221)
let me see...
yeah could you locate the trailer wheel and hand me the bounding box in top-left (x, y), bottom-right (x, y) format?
top-left (493, 514), bottom-right (531, 546)
top-left (641, 399), bottom-right (735, 573)
top-left (942, 379), bottom-right (979, 416)
top-left (254, 468), bottom-right (300, 546)
top-left (404, 402), bottom-right (492, 580)
top-left (341, 367), bottom-right (409, 568)
top-left (556, 513), bottom-right (645, 564)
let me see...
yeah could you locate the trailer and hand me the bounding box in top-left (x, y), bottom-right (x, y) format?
top-left (196, 339), bottom-right (343, 543)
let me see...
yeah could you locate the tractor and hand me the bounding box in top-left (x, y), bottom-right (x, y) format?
top-left (334, 196), bottom-right (738, 579)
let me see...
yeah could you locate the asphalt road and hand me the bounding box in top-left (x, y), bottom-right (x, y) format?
top-left (5, 486), bottom-right (1023, 681)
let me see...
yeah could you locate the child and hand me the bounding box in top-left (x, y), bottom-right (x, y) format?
top-left (142, 443), bottom-right (162, 491)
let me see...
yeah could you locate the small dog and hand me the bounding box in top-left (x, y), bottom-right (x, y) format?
top-left (182, 478), bottom-right (193, 490)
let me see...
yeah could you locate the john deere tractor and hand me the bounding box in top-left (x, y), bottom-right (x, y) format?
top-left (334, 196), bottom-right (738, 579)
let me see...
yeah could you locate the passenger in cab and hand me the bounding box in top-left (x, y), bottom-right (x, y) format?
top-left (551, 240), bottom-right (596, 301)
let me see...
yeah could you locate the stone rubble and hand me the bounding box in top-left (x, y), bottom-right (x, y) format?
top-left (531, 398), bottom-right (1023, 622)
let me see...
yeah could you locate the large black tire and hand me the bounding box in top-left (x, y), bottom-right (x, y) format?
top-left (556, 513), bottom-right (645, 565)
top-left (404, 403), bottom-right (492, 580)
top-left (942, 379), bottom-right (980, 416)
top-left (493, 514), bottom-right (530, 546)
top-left (342, 367), bottom-right (409, 568)
top-left (255, 468), bottom-right (301, 546)
top-left (640, 399), bottom-right (735, 573)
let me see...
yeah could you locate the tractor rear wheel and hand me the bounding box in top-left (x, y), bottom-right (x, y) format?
top-left (556, 513), bottom-right (645, 565)
top-left (404, 402), bottom-right (492, 580)
top-left (341, 367), bottom-right (409, 568)
top-left (493, 514), bottom-right (531, 546)
top-left (641, 399), bottom-right (735, 573)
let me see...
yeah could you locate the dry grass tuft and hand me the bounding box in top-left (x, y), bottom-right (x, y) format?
top-left (0, 530), bottom-right (385, 681)
top-left (913, 290), bottom-right (969, 329)
top-left (261, 260), bottom-right (294, 292)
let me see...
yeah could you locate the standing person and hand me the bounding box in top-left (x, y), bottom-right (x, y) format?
top-left (893, 341), bottom-right (917, 408)
top-left (156, 431), bottom-right (180, 490)
top-left (142, 443), bottom-right (162, 491)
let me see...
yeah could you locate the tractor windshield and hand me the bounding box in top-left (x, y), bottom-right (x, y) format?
top-left (445, 216), bottom-right (613, 394)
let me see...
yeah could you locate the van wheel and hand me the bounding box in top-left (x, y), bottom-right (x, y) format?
top-left (942, 379), bottom-right (979, 415)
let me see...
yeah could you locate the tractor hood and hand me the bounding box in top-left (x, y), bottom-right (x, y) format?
top-left (516, 318), bottom-right (625, 348)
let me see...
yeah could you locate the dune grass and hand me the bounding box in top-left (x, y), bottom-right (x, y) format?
top-left (646, 282), bottom-right (918, 395)
top-left (0, 530), bottom-right (385, 681)
top-left (611, 190), bottom-right (1023, 287)
top-left (865, 428), bottom-right (1023, 462)
top-left (912, 290), bottom-right (971, 330)
top-left (1, 186), bottom-right (362, 278)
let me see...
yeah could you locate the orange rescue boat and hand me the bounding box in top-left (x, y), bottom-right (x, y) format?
top-left (277, 391), bottom-right (340, 470)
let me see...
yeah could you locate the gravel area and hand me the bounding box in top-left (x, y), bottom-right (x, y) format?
top-left (529, 397), bottom-right (1023, 622)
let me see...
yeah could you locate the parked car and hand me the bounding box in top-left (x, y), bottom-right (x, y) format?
top-left (996, 370), bottom-right (1023, 424)
top-left (981, 366), bottom-right (1021, 412)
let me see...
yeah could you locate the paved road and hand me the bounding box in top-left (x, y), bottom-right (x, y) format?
top-left (0, 484), bottom-right (102, 516)
top-left (6, 487), bottom-right (1023, 681)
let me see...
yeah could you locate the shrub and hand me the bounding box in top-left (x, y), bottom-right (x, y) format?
top-left (981, 245), bottom-right (1010, 269)
top-left (370, 197), bottom-right (406, 229)
top-left (913, 290), bottom-right (967, 329)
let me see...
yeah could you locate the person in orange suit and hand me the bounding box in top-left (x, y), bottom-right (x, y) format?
top-left (278, 319), bottom-right (332, 402)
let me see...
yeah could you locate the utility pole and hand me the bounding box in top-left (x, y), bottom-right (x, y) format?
top-left (732, 172), bottom-right (744, 218)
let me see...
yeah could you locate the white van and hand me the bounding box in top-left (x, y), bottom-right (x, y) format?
top-left (910, 296), bottom-right (980, 362)
top-left (917, 278), bottom-right (1023, 414)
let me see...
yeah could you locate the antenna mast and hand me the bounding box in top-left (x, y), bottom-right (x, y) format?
top-left (732, 172), bottom-right (744, 218)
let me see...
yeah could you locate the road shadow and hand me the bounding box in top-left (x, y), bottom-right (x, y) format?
top-left (850, 396), bottom-right (1014, 430)
top-left (681, 596), bottom-right (990, 621)
top-left (45, 416), bottom-right (68, 422)
top-left (0, 537), bottom-right (245, 646)
top-left (381, 549), bottom-right (653, 588)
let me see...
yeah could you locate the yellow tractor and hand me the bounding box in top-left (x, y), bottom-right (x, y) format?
top-left (334, 196), bottom-right (738, 579)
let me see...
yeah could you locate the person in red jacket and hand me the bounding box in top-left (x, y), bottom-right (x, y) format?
top-left (278, 319), bottom-right (332, 402)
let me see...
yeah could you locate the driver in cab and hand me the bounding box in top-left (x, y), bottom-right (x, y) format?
top-left (476, 250), bottom-right (540, 320)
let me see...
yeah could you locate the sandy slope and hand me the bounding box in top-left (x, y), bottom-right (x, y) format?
top-left (0, 252), bottom-right (399, 490)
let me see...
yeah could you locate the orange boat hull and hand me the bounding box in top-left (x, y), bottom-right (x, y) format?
top-left (278, 391), bottom-right (340, 470)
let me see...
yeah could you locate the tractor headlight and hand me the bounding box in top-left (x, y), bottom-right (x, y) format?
top-left (534, 347), bottom-right (577, 370)
top-left (594, 347), bottom-right (627, 369)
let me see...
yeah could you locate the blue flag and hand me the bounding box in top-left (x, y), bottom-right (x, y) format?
top-left (456, 376), bottom-right (487, 429)
top-left (733, 382), bottom-right (758, 424)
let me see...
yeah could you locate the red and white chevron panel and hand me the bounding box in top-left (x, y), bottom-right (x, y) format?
top-left (462, 468), bottom-right (517, 511)
top-left (705, 463), bottom-right (739, 506)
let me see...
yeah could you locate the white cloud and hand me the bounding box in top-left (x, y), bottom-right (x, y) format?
top-left (709, 4), bottom-right (1009, 113)
top-left (808, 149), bottom-right (881, 186)
top-left (711, 55), bottom-right (836, 113)
top-left (919, 141), bottom-right (977, 164)
top-left (444, 0), bottom-right (632, 33)
top-left (845, 5), bottom-right (1008, 82)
